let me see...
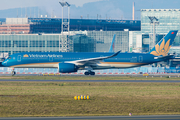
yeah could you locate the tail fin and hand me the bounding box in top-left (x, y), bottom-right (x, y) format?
top-left (149, 30), bottom-right (178, 56)
top-left (109, 34), bottom-right (116, 52)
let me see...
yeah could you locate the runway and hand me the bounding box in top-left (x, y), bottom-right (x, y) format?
top-left (0, 79), bottom-right (180, 82)
top-left (0, 115), bottom-right (180, 120)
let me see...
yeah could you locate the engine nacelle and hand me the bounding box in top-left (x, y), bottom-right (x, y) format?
top-left (58, 63), bottom-right (78, 73)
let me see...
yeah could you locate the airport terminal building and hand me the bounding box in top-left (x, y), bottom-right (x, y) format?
top-left (0, 18), bottom-right (139, 55)
top-left (130, 9), bottom-right (180, 54)
top-left (129, 9), bottom-right (180, 67)
top-left (29, 18), bottom-right (140, 33)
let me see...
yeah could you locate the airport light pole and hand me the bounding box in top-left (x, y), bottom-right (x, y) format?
top-left (148, 16), bottom-right (159, 50)
top-left (59, 1), bottom-right (70, 52)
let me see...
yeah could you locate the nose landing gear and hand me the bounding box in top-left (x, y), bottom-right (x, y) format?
top-left (11, 68), bottom-right (16, 76)
top-left (84, 70), bottom-right (95, 75)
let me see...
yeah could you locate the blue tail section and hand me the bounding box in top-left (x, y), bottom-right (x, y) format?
top-left (109, 34), bottom-right (116, 52)
top-left (149, 30), bottom-right (178, 56)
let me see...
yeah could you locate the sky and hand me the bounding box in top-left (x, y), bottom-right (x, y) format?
top-left (0, 0), bottom-right (180, 20)
top-left (0, 0), bottom-right (103, 10)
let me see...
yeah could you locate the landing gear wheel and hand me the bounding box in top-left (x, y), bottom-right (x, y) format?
top-left (11, 71), bottom-right (16, 76)
top-left (84, 71), bottom-right (95, 76)
top-left (90, 72), bottom-right (95, 75)
top-left (84, 72), bottom-right (90, 75)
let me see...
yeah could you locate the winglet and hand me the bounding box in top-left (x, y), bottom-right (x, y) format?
top-left (108, 50), bottom-right (121, 58)
top-left (109, 34), bottom-right (116, 52)
top-left (149, 30), bottom-right (178, 56)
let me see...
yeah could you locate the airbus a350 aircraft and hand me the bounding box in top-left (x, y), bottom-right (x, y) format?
top-left (2, 30), bottom-right (178, 75)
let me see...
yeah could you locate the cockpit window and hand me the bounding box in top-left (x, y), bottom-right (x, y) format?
top-left (7, 57), bottom-right (11, 59)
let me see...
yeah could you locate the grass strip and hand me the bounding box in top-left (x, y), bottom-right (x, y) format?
top-left (0, 75), bottom-right (180, 80)
top-left (0, 82), bottom-right (180, 117)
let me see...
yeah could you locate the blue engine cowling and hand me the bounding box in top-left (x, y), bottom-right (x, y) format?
top-left (58, 63), bottom-right (78, 73)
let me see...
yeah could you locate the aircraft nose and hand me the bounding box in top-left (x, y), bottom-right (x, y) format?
top-left (1, 61), bottom-right (5, 66)
top-left (1, 60), bottom-right (7, 66)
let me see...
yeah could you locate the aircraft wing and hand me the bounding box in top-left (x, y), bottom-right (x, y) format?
top-left (66, 51), bottom-right (121, 66)
top-left (171, 56), bottom-right (180, 59)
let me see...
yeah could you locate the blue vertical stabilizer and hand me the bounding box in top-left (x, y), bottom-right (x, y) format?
top-left (109, 34), bottom-right (116, 52)
top-left (148, 30), bottom-right (178, 56)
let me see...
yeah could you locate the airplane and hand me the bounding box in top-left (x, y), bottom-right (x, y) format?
top-left (109, 34), bottom-right (116, 52)
top-left (2, 30), bottom-right (178, 75)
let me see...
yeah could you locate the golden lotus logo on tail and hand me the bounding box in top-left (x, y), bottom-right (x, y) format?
top-left (150, 39), bottom-right (171, 56)
top-left (23, 54), bottom-right (29, 57)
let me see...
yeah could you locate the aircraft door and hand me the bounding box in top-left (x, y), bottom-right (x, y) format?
top-left (139, 56), bottom-right (143, 62)
top-left (17, 55), bottom-right (21, 62)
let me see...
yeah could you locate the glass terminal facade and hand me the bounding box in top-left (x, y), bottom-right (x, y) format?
top-left (0, 18), bottom-right (138, 55)
top-left (29, 18), bottom-right (140, 33)
top-left (0, 31), bottom-right (129, 55)
top-left (0, 34), bottom-right (69, 55)
top-left (131, 9), bottom-right (180, 54)
top-left (141, 9), bottom-right (180, 34)
top-left (87, 31), bottom-right (129, 52)
top-left (72, 34), bottom-right (95, 52)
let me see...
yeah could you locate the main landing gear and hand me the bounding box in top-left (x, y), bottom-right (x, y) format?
top-left (84, 70), bottom-right (95, 75)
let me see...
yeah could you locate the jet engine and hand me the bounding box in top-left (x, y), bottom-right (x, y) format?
top-left (58, 63), bottom-right (78, 73)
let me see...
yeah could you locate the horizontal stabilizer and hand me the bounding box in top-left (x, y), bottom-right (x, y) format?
top-left (154, 54), bottom-right (174, 59)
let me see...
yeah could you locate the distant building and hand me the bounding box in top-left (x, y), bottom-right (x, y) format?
top-left (130, 9), bottom-right (180, 54)
top-left (129, 9), bottom-right (180, 67)
top-left (0, 30), bottom-right (130, 55)
top-left (0, 18), bottom-right (30, 34)
top-left (29, 18), bottom-right (140, 33)
top-left (0, 18), bottom-right (138, 55)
